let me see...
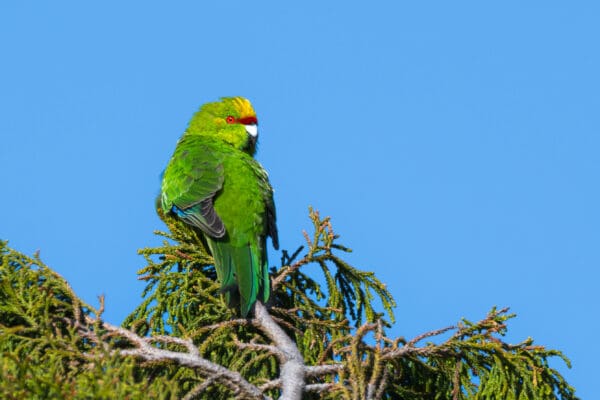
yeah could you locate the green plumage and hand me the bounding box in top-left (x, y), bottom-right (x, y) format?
top-left (160, 97), bottom-right (278, 316)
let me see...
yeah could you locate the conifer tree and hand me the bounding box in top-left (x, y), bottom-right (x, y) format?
top-left (0, 208), bottom-right (578, 399)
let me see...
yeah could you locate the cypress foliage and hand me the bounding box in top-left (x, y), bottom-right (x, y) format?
top-left (0, 209), bottom-right (578, 399)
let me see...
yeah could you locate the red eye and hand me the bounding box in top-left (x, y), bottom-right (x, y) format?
top-left (226, 116), bottom-right (236, 124)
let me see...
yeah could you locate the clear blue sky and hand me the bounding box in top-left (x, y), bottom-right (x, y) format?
top-left (1, 1), bottom-right (597, 397)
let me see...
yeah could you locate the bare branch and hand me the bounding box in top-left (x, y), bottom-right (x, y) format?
top-left (305, 364), bottom-right (343, 377)
top-left (305, 383), bottom-right (336, 393)
top-left (192, 318), bottom-right (250, 334)
top-left (270, 255), bottom-right (311, 291)
top-left (259, 379), bottom-right (282, 392)
top-left (233, 337), bottom-right (285, 360)
top-left (381, 325), bottom-right (455, 361)
top-left (254, 301), bottom-right (306, 400)
top-left (84, 317), bottom-right (264, 400)
top-left (182, 376), bottom-right (217, 400)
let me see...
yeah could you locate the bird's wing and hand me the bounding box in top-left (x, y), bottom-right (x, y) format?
top-left (265, 189), bottom-right (279, 250)
top-left (251, 161), bottom-right (279, 250)
top-left (162, 141), bottom-right (226, 238)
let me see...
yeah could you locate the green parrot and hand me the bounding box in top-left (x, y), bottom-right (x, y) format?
top-left (160, 97), bottom-right (278, 317)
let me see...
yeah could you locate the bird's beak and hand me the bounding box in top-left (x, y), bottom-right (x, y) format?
top-left (245, 124), bottom-right (258, 138)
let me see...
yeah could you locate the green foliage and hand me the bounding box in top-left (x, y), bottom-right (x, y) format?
top-left (0, 241), bottom-right (175, 399)
top-left (0, 208), bottom-right (579, 399)
top-left (121, 207), bottom-right (397, 398)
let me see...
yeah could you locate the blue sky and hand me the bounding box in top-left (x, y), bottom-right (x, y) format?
top-left (1, 1), bottom-right (598, 397)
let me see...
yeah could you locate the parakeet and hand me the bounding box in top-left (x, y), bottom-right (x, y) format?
top-left (160, 97), bottom-right (278, 317)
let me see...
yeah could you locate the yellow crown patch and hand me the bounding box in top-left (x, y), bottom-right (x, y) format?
top-left (226, 96), bottom-right (255, 118)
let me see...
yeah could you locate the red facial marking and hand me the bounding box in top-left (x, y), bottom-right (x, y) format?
top-left (237, 116), bottom-right (258, 125)
top-left (226, 115), bottom-right (236, 124)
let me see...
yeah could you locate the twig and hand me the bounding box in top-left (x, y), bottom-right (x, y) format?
top-left (305, 364), bottom-right (343, 376)
top-left (270, 256), bottom-right (311, 291)
top-left (233, 337), bottom-right (285, 360)
top-left (452, 357), bottom-right (462, 400)
top-left (259, 379), bottom-right (282, 392)
top-left (182, 376), bottom-right (217, 400)
top-left (382, 325), bottom-right (455, 361)
top-left (305, 383), bottom-right (336, 393)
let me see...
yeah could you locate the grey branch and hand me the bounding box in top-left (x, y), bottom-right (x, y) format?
top-left (82, 302), bottom-right (315, 400)
top-left (305, 383), bottom-right (337, 393)
top-left (79, 306), bottom-right (502, 400)
top-left (254, 301), bottom-right (306, 400)
top-left (85, 317), bottom-right (265, 400)
top-left (305, 364), bottom-right (343, 376)
top-left (380, 325), bottom-right (455, 361)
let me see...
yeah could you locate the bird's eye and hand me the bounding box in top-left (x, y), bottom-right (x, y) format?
top-left (226, 116), bottom-right (236, 124)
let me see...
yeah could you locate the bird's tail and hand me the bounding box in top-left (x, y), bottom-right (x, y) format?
top-left (208, 240), bottom-right (270, 317)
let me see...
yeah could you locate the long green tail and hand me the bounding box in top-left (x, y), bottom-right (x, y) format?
top-left (208, 240), bottom-right (270, 317)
